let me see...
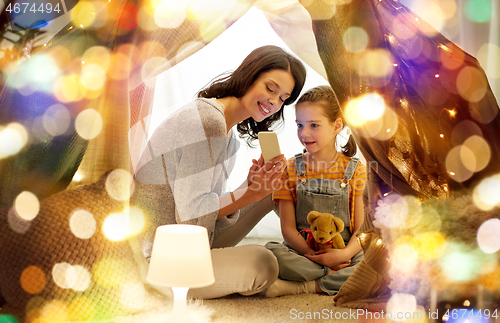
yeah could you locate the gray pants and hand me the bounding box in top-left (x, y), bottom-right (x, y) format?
top-left (266, 241), bottom-right (364, 296)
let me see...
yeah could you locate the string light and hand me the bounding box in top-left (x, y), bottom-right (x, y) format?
top-left (435, 74), bottom-right (440, 78)
top-left (440, 134), bottom-right (444, 138)
top-left (448, 109), bottom-right (456, 117)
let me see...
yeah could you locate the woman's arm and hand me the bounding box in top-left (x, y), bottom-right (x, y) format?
top-left (280, 199), bottom-right (316, 256)
top-left (304, 193), bottom-right (364, 267)
top-left (218, 154), bottom-right (285, 219)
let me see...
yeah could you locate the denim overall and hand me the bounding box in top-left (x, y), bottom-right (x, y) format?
top-left (266, 153), bottom-right (364, 296)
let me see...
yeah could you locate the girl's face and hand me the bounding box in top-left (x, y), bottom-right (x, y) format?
top-left (241, 69), bottom-right (295, 122)
top-left (295, 102), bottom-right (342, 155)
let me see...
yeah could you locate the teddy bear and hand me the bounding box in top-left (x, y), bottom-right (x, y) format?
top-left (300, 210), bottom-right (346, 251)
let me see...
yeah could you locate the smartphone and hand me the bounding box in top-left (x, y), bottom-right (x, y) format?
top-left (258, 131), bottom-right (281, 163)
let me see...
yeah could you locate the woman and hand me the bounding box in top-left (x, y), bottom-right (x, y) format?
top-left (133, 45), bottom-right (307, 298)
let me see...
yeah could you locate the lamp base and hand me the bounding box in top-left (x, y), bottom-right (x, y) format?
top-left (168, 287), bottom-right (195, 323)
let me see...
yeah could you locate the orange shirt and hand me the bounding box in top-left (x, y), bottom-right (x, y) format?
top-left (273, 154), bottom-right (367, 230)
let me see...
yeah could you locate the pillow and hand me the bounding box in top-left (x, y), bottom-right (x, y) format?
top-left (0, 171), bottom-right (164, 322)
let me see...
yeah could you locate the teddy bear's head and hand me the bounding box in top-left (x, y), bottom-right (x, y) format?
top-left (307, 210), bottom-right (345, 245)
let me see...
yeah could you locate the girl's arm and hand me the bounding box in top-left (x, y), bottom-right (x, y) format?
top-left (280, 199), bottom-right (316, 256)
top-left (304, 193), bottom-right (364, 267)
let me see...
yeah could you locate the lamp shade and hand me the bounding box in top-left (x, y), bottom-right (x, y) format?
top-left (147, 224), bottom-right (215, 288)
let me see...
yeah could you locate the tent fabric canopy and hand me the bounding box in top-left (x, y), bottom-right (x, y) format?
top-left (1, 0), bottom-right (500, 319)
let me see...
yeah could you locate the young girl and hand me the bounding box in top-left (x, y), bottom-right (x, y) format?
top-left (266, 85), bottom-right (367, 297)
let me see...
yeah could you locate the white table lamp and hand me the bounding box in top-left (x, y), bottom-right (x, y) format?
top-left (147, 224), bottom-right (215, 323)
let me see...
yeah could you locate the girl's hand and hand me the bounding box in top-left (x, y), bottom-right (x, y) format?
top-left (304, 248), bottom-right (350, 269)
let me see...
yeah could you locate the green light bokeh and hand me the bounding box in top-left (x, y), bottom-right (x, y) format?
top-left (465, 0), bottom-right (493, 23)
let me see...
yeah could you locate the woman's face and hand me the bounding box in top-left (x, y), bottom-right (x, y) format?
top-left (241, 69), bottom-right (295, 122)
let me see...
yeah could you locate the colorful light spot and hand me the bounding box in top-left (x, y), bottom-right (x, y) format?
top-left (414, 231), bottom-right (446, 260)
top-left (75, 109), bottom-right (103, 140)
top-left (477, 43), bottom-right (500, 80)
top-left (52, 263), bottom-right (77, 289)
top-left (42, 104), bottom-right (71, 137)
top-left (472, 175), bottom-right (500, 211)
top-left (14, 191), bottom-right (40, 221)
top-left (445, 145), bottom-right (474, 182)
top-left (387, 293), bottom-right (417, 318)
top-left (0, 315), bottom-right (19, 323)
top-left (70, 1), bottom-right (98, 28)
top-left (154, 0), bottom-right (185, 29)
top-left (120, 283), bottom-right (146, 310)
top-left (343, 27), bottom-right (369, 53)
top-left (477, 219), bottom-right (500, 254)
top-left (71, 265), bottom-right (91, 292)
top-left (105, 169), bottom-right (135, 201)
top-left (390, 243), bottom-right (419, 274)
top-left (7, 207), bottom-right (31, 233)
top-left (102, 212), bottom-right (130, 241)
top-left (92, 258), bottom-right (125, 288)
top-left (410, 1), bottom-right (445, 34)
top-left (456, 66), bottom-right (488, 103)
top-left (374, 194), bottom-right (408, 228)
top-left (127, 206), bottom-right (146, 236)
top-left (359, 49), bottom-right (394, 79)
top-left (68, 297), bottom-right (95, 321)
top-left (80, 64), bottom-right (106, 91)
top-left (141, 56), bottom-right (169, 82)
top-left (0, 123), bottom-right (28, 158)
top-left (40, 300), bottom-right (69, 323)
top-left (465, 0), bottom-right (493, 23)
top-left (440, 245), bottom-right (480, 282)
top-left (116, 4), bottom-right (139, 30)
top-left (69, 209), bottom-right (97, 239)
top-left (82, 46), bottom-right (111, 72)
top-left (20, 266), bottom-right (46, 294)
top-left (462, 135), bottom-right (491, 172)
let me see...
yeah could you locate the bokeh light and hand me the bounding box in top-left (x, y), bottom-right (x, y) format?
top-left (42, 104), bottom-right (71, 137)
top-left (477, 219), bottom-right (500, 254)
top-left (391, 14), bottom-right (418, 41)
top-left (71, 265), bottom-right (92, 292)
top-left (0, 123), bottom-right (28, 159)
top-left (343, 27), bottom-right (369, 53)
top-left (154, 0), bottom-right (186, 29)
top-left (127, 206), bottom-right (146, 236)
top-left (120, 283), bottom-right (146, 310)
top-left (40, 300), bottom-right (69, 323)
top-left (70, 1), bottom-right (98, 28)
top-left (68, 297), bottom-right (95, 321)
top-left (386, 293), bottom-right (417, 318)
top-left (462, 135), bottom-right (491, 172)
top-left (69, 209), bottom-right (97, 239)
top-left (390, 242), bottom-right (419, 274)
top-left (477, 43), bottom-right (500, 80)
top-left (102, 212), bottom-right (130, 241)
top-left (472, 174), bottom-right (500, 211)
top-left (53, 74), bottom-right (84, 103)
top-left (75, 109), bottom-right (103, 140)
top-left (358, 49), bottom-right (394, 79)
top-left (14, 191), bottom-right (40, 221)
top-left (410, 1), bottom-right (445, 34)
top-left (413, 231), bottom-right (446, 260)
top-left (374, 194), bottom-right (408, 228)
top-left (456, 66), bottom-right (488, 103)
top-left (80, 64), bottom-right (106, 91)
top-left (439, 243), bottom-right (481, 282)
top-left (0, 315), bottom-right (18, 323)
top-left (465, 0), bottom-right (493, 23)
top-left (82, 46), bottom-right (111, 72)
top-left (344, 93), bottom-right (387, 128)
top-left (446, 145), bottom-right (474, 182)
top-left (52, 262), bottom-right (77, 289)
top-left (440, 44), bottom-right (465, 70)
top-left (92, 258), bottom-right (125, 288)
top-left (105, 169), bottom-right (135, 201)
top-left (7, 207), bottom-right (32, 234)
top-left (116, 4), bottom-right (139, 31)
top-left (20, 266), bottom-right (46, 294)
